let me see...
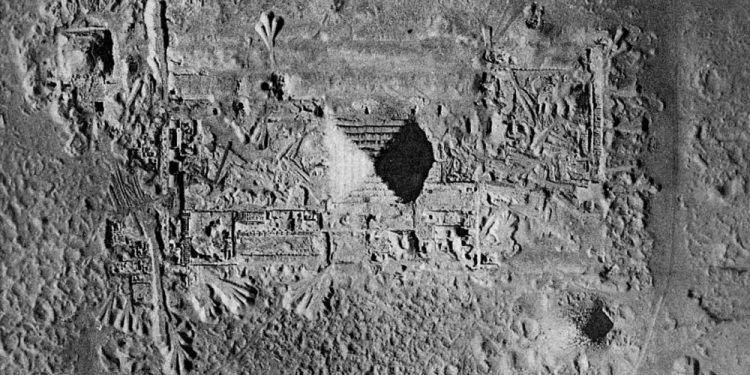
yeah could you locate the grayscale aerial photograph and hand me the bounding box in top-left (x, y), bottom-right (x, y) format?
top-left (0, 0), bottom-right (747, 374)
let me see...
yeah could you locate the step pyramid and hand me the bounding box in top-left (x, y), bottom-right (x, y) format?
top-left (334, 118), bottom-right (435, 203)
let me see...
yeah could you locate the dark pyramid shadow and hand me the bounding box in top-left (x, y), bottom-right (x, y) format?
top-left (580, 302), bottom-right (613, 345)
top-left (373, 121), bottom-right (434, 203)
